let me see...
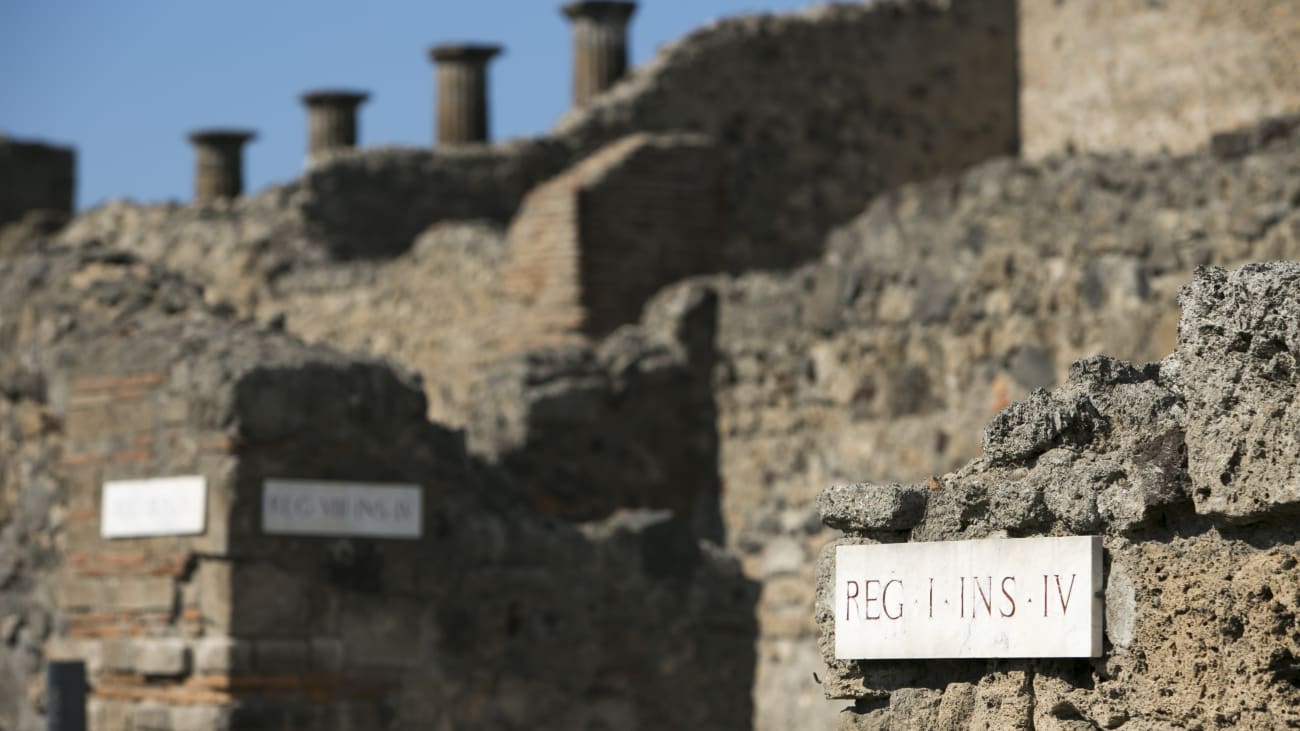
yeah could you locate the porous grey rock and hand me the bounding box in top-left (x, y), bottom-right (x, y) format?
top-left (1174, 262), bottom-right (1300, 522)
top-left (981, 389), bottom-right (1107, 466)
top-left (818, 262), bottom-right (1300, 730)
top-left (818, 483), bottom-right (928, 532)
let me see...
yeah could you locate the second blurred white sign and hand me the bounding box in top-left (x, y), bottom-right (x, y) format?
top-left (262, 479), bottom-right (422, 539)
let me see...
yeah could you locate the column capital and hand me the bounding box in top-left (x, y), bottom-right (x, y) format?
top-left (428, 44), bottom-right (502, 65)
top-left (561, 1), bottom-right (637, 23)
top-left (300, 89), bottom-right (370, 108)
top-left (187, 129), bottom-right (256, 147)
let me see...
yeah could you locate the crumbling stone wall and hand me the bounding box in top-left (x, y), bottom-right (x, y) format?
top-left (0, 366), bottom-right (62, 731)
top-left (294, 140), bottom-right (571, 259)
top-left (60, 0), bottom-right (1018, 305)
top-left (556, 0), bottom-right (1019, 271)
top-left (23, 3), bottom-right (1300, 729)
top-left (251, 221), bottom-right (511, 424)
top-left (53, 187), bottom-right (320, 315)
top-left (663, 118), bottom-right (1300, 731)
top-left (0, 243), bottom-right (758, 731)
top-left (160, 134), bottom-right (720, 430)
top-left (500, 132), bottom-right (721, 341)
top-left (815, 261), bottom-right (1300, 730)
top-left (465, 283), bottom-right (723, 542)
top-left (1020, 0), bottom-right (1300, 157)
top-left (0, 136), bottom-right (74, 256)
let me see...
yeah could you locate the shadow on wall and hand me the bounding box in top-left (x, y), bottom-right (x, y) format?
top-left (0, 243), bottom-right (757, 730)
top-left (220, 350), bottom-right (756, 729)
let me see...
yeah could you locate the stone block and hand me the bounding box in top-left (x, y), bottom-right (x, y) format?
top-left (44, 637), bottom-right (103, 675)
top-left (134, 638), bottom-right (190, 676)
top-left (228, 562), bottom-right (313, 636)
top-left (130, 704), bottom-right (172, 731)
top-left (55, 575), bottom-right (175, 613)
top-left (818, 483), bottom-right (928, 532)
top-left (193, 636), bottom-right (251, 675)
top-left (100, 638), bottom-right (189, 676)
top-left (114, 576), bottom-right (176, 613)
top-left (195, 559), bottom-right (232, 630)
top-left (253, 638), bottom-right (311, 673)
top-left (169, 704), bottom-right (231, 731)
top-left (340, 598), bottom-right (432, 669)
top-left (99, 638), bottom-right (136, 672)
top-left (87, 697), bottom-right (132, 731)
top-left (311, 637), bottom-right (345, 672)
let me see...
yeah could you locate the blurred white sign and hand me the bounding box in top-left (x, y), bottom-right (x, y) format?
top-left (101, 476), bottom-right (207, 538)
top-left (262, 479), bottom-right (422, 539)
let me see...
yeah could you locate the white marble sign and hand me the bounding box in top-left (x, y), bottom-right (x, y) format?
top-left (101, 476), bottom-right (208, 539)
top-left (835, 536), bottom-right (1102, 659)
top-left (262, 480), bottom-right (422, 539)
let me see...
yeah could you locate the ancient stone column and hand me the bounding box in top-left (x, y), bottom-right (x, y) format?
top-left (301, 89), bottom-right (369, 161)
top-left (428, 44), bottom-right (502, 145)
top-left (187, 129), bottom-right (255, 203)
top-left (561, 1), bottom-right (636, 107)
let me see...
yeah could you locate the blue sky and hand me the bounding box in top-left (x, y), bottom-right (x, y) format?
top-left (1, 1), bottom-right (818, 210)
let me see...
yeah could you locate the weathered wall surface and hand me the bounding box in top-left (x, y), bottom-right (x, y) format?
top-left (295, 119), bottom-right (1300, 731)
top-left (701, 120), bottom-right (1300, 730)
top-left (253, 221), bottom-right (511, 424)
top-left (53, 188), bottom-right (320, 315)
top-left (43, 119), bottom-right (1300, 731)
top-left (59, 0), bottom-right (1019, 309)
top-left (0, 243), bottom-right (758, 731)
top-left (0, 136), bottom-right (74, 256)
top-left (221, 134), bottom-right (719, 429)
top-left (0, 368), bottom-right (62, 731)
top-left (54, 0), bottom-right (1019, 433)
top-left (502, 132), bottom-right (722, 339)
top-left (295, 140), bottom-right (571, 259)
top-left (465, 283), bottom-right (724, 542)
top-left (815, 261), bottom-right (1300, 729)
top-left (1020, 0), bottom-right (1300, 157)
top-left (557, 0), bottom-right (1019, 270)
top-left (21, 3), bottom-right (1300, 729)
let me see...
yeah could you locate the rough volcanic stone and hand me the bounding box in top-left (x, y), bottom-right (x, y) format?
top-left (818, 261), bottom-right (1300, 730)
top-left (818, 483), bottom-right (929, 532)
top-left (1175, 263), bottom-right (1300, 522)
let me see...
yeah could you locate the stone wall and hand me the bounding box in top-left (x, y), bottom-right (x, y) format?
top-left (295, 140), bottom-right (571, 260)
top-left (465, 283), bottom-right (724, 541)
top-left (0, 136), bottom-right (75, 256)
top-left (293, 0), bottom-right (1019, 273)
top-left (556, 0), bottom-right (1020, 271)
top-left (274, 118), bottom-right (1300, 731)
top-left (815, 261), bottom-right (1300, 729)
top-left (182, 134), bottom-right (719, 429)
top-left (253, 221), bottom-right (511, 425)
top-left (19, 3), bottom-right (1300, 729)
top-left (59, 0), bottom-right (1019, 302)
top-left (501, 132), bottom-right (721, 339)
top-left (1020, 0), bottom-right (1300, 157)
top-left (0, 242), bottom-right (758, 731)
top-left (0, 360), bottom-right (62, 731)
top-left (703, 118), bottom-right (1300, 730)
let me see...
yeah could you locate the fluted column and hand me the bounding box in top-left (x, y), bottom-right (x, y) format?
top-left (187, 129), bottom-right (255, 203)
top-left (561, 1), bottom-right (636, 107)
top-left (301, 89), bottom-right (369, 161)
top-left (428, 44), bottom-right (502, 146)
